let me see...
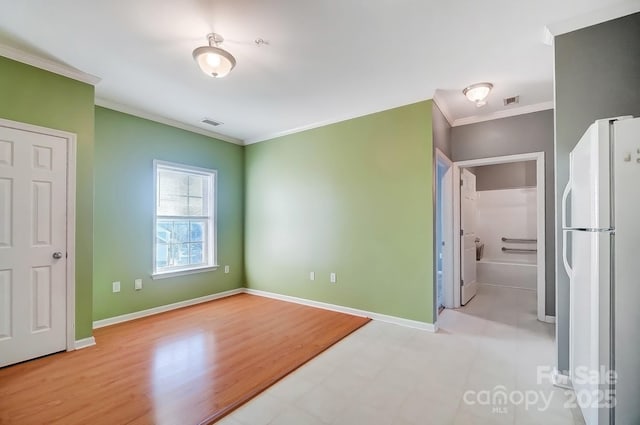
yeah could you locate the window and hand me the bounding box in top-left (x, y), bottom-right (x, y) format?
top-left (153, 161), bottom-right (217, 277)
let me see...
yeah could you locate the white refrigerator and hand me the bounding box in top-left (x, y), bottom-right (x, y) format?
top-left (562, 116), bottom-right (640, 425)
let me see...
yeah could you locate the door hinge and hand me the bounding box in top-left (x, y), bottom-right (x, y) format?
top-left (461, 279), bottom-right (464, 286)
top-left (460, 229), bottom-right (464, 236)
top-left (460, 179), bottom-right (464, 186)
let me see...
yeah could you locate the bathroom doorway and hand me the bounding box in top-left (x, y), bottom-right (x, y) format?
top-left (451, 152), bottom-right (546, 321)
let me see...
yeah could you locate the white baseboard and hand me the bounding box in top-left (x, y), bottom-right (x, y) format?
top-left (544, 315), bottom-right (556, 324)
top-left (552, 368), bottom-right (573, 389)
top-left (74, 336), bottom-right (96, 350)
top-left (244, 288), bottom-right (437, 332)
top-left (91, 286), bottom-right (436, 333)
top-left (93, 288), bottom-right (244, 329)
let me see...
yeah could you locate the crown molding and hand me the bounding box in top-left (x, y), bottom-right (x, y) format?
top-left (451, 101), bottom-right (554, 127)
top-left (545, 0), bottom-right (640, 37)
top-left (0, 43), bottom-right (100, 85)
top-left (95, 97), bottom-right (244, 145)
top-left (432, 95), bottom-right (454, 127)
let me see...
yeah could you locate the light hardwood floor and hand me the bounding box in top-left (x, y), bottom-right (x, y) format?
top-left (0, 293), bottom-right (370, 425)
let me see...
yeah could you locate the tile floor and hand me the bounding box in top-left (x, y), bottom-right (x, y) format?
top-left (218, 285), bottom-right (585, 425)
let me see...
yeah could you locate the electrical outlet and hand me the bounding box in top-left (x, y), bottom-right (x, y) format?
top-left (330, 273), bottom-right (337, 283)
top-left (309, 271), bottom-right (315, 281)
top-left (224, 265), bottom-right (230, 274)
top-left (134, 279), bottom-right (143, 290)
top-left (112, 281), bottom-right (121, 293)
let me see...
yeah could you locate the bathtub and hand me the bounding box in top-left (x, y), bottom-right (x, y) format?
top-left (476, 258), bottom-right (537, 290)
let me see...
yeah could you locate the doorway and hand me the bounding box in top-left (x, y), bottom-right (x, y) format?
top-left (434, 149), bottom-right (453, 318)
top-left (0, 118), bottom-right (77, 367)
top-left (451, 152), bottom-right (547, 321)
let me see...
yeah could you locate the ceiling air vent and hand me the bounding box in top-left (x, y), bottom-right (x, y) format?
top-left (201, 118), bottom-right (223, 127)
top-left (503, 96), bottom-right (520, 106)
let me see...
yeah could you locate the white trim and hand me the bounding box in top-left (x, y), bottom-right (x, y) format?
top-left (74, 337), bottom-right (96, 350)
top-left (434, 149), bottom-right (454, 313)
top-left (479, 282), bottom-right (536, 291)
top-left (95, 97), bottom-right (243, 146)
top-left (92, 287), bottom-right (437, 332)
top-left (545, 0), bottom-right (640, 37)
top-left (544, 315), bottom-right (557, 324)
top-left (0, 43), bottom-right (100, 85)
top-left (452, 164), bottom-right (461, 308)
top-left (453, 152), bottom-right (546, 321)
top-left (151, 265), bottom-right (219, 280)
top-left (0, 118), bottom-right (78, 352)
top-left (552, 368), bottom-right (573, 389)
top-left (452, 101), bottom-right (554, 127)
top-left (93, 288), bottom-right (244, 329)
top-left (244, 288), bottom-right (437, 332)
top-left (244, 97), bottom-right (432, 145)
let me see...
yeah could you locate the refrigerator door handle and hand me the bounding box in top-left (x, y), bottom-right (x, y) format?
top-left (562, 180), bottom-right (572, 229)
top-left (562, 230), bottom-right (573, 278)
top-left (561, 181), bottom-right (574, 277)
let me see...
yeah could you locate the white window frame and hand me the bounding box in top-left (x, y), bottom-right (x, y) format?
top-left (152, 160), bottom-right (218, 279)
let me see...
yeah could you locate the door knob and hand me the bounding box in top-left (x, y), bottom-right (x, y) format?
top-left (52, 252), bottom-right (63, 259)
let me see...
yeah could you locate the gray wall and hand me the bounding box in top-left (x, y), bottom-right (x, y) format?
top-left (433, 102), bottom-right (452, 158)
top-left (451, 109), bottom-right (555, 315)
top-left (554, 12), bottom-right (640, 373)
top-left (474, 161), bottom-right (536, 191)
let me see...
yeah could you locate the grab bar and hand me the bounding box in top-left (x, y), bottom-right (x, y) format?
top-left (502, 247), bottom-right (537, 254)
top-left (501, 237), bottom-right (537, 244)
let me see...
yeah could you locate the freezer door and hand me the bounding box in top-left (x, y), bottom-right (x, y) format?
top-left (612, 117), bottom-right (640, 425)
top-left (569, 120), bottom-right (612, 229)
top-left (570, 230), bottom-right (611, 425)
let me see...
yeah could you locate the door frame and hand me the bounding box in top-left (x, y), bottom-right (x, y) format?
top-left (452, 152), bottom-right (546, 322)
top-left (433, 149), bottom-right (453, 321)
top-left (0, 117), bottom-right (77, 351)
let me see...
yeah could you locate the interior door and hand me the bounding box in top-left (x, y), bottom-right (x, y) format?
top-left (0, 125), bottom-right (68, 367)
top-left (460, 168), bottom-right (478, 305)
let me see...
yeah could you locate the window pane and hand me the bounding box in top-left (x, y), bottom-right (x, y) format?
top-left (175, 243), bottom-right (190, 266)
top-left (190, 222), bottom-right (204, 242)
top-left (156, 221), bottom-right (173, 244)
top-left (173, 222), bottom-right (189, 243)
top-left (190, 242), bottom-right (204, 265)
top-left (188, 175), bottom-right (204, 197)
top-left (188, 197), bottom-right (203, 216)
top-left (159, 170), bottom-right (188, 196)
top-left (156, 243), bottom-right (169, 268)
top-left (158, 194), bottom-right (189, 216)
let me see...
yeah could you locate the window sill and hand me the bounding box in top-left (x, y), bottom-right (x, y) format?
top-left (152, 265), bottom-right (219, 280)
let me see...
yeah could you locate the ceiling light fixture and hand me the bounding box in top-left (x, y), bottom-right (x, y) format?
top-left (193, 33), bottom-right (236, 78)
top-left (463, 82), bottom-right (493, 107)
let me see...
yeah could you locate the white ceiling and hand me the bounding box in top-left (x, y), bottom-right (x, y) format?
top-left (0, 0), bottom-right (630, 144)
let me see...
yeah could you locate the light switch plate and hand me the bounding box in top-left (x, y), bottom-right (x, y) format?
top-left (134, 279), bottom-right (143, 290)
top-left (112, 281), bottom-right (121, 293)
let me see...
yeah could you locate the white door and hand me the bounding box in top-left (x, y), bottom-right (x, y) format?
top-left (460, 168), bottom-right (478, 305)
top-left (0, 125), bottom-right (68, 367)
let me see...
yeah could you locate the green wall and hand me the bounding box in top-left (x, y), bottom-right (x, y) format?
top-left (93, 107), bottom-right (245, 320)
top-left (245, 100), bottom-right (435, 323)
top-left (0, 57), bottom-right (95, 339)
